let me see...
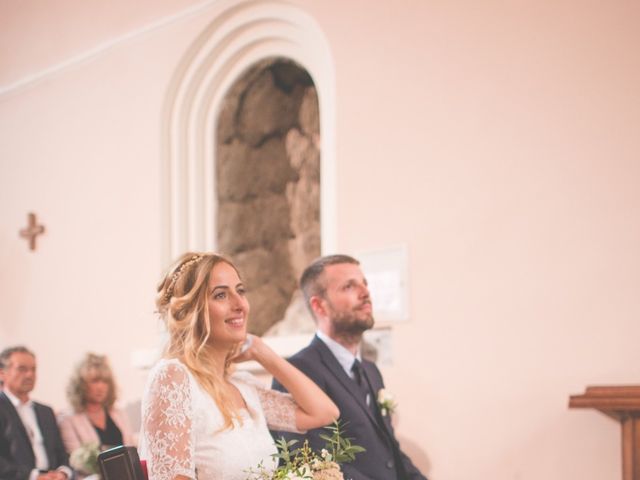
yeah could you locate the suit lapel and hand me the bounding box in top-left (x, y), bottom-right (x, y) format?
top-left (311, 337), bottom-right (388, 437)
top-left (360, 362), bottom-right (397, 443)
top-left (33, 403), bottom-right (54, 467)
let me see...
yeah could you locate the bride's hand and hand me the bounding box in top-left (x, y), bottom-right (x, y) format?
top-left (231, 334), bottom-right (266, 363)
top-left (231, 335), bottom-right (283, 372)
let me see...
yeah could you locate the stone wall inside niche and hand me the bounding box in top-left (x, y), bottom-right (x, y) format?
top-left (216, 58), bottom-right (320, 336)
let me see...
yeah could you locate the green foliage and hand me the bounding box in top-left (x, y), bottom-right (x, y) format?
top-left (246, 419), bottom-right (365, 479)
top-left (318, 420), bottom-right (366, 463)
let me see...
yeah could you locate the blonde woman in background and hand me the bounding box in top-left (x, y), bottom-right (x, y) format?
top-left (138, 252), bottom-right (339, 480)
top-left (58, 353), bottom-right (134, 453)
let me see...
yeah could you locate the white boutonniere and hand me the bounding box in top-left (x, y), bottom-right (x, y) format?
top-left (377, 388), bottom-right (397, 416)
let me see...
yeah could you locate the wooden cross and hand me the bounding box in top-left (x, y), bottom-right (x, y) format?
top-left (19, 212), bottom-right (45, 251)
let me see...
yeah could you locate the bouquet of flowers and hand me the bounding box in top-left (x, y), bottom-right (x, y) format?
top-left (247, 421), bottom-right (365, 480)
top-left (69, 442), bottom-right (101, 477)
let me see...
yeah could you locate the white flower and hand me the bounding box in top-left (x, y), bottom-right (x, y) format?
top-left (69, 442), bottom-right (100, 475)
top-left (285, 466), bottom-right (313, 480)
top-left (377, 388), bottom-right (397, 416)
top-left (283, 464), bottom-right (313, 480)
top-left (299, 464), bottom-right (313, 478)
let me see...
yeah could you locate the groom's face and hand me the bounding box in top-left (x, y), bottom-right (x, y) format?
top-left (321, 263), bottom-right (374, 335)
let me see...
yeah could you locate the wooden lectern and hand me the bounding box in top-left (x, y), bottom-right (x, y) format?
top-left (569, 386), bottom-right (640, 480)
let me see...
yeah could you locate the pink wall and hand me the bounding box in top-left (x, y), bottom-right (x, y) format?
top-left (2, 1), bottom-right (640, 479)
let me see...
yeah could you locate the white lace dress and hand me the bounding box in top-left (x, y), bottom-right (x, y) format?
top-left (138, 359), bottom-right (302, 480)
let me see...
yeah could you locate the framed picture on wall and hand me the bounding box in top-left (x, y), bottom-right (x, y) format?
top-left (356, 244), bottom-right (410, 324)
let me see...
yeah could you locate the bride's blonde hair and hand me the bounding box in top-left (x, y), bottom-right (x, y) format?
top-left (156, 252), bottom-right (244, 430)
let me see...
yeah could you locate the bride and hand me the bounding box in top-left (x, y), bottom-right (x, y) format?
top-left (138, 253), bottom-right (339, 480)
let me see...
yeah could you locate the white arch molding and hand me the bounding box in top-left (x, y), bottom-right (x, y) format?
top-left (161, 0), bottom-right (337, 264)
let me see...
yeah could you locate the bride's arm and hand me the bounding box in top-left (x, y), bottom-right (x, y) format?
top-left (140, 362), bottom-right (196, 480)
top-left (238, 336), bottom-right (339, 431)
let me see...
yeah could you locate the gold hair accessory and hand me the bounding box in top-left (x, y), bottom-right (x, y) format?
top-left (164, 255), bottom-right (204, 301)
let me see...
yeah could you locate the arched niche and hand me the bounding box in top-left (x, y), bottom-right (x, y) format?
top-left (160, 0), bottom-right (336, 272)
top-left (216, 58), bottom-right (320, 335)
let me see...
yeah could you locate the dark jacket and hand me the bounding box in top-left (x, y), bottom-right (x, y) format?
top-left (272, 335), bottom-right (427, 480)
top-left (0, 391), bottom-right (71, 480)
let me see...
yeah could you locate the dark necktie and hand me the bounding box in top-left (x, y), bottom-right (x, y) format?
top-left (352, 358), bottom-right (374, 408)
top-left (351, 358), bottom-right (364, 387)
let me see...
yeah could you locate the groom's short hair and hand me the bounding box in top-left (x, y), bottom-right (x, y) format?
top-left (300, 254), bottom-right (360, 315)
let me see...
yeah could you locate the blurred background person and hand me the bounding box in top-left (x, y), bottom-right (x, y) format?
top-left (0, 345), bottom-right (72, 480)
top-left (58, 353), bottom-right (134, 454)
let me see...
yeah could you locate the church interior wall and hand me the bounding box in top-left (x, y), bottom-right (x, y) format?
top-left (1, 1), bottom-right (640, 479)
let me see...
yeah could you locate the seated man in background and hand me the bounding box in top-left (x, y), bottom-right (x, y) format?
top-left (272, 255), bottom-right (428, 480)
top-left (0, 346), bottom-right (73, 480)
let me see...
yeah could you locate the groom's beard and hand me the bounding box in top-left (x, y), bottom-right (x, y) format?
top-left (327, 301), bottom-right (375, 339)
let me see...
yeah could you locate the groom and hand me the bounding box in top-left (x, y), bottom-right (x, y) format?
top-left (272, 255), bottom-right (428, 480)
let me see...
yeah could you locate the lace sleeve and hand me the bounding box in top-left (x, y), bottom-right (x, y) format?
top-left (141, 361), bottom-right (195, 480)
top-left (238, 372), bottom-right (305, 433)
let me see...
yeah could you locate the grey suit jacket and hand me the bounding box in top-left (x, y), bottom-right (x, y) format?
top-left (272, 336), bottom-right (427, 480)
top-left (0, 391), bottom-right (72, 480)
